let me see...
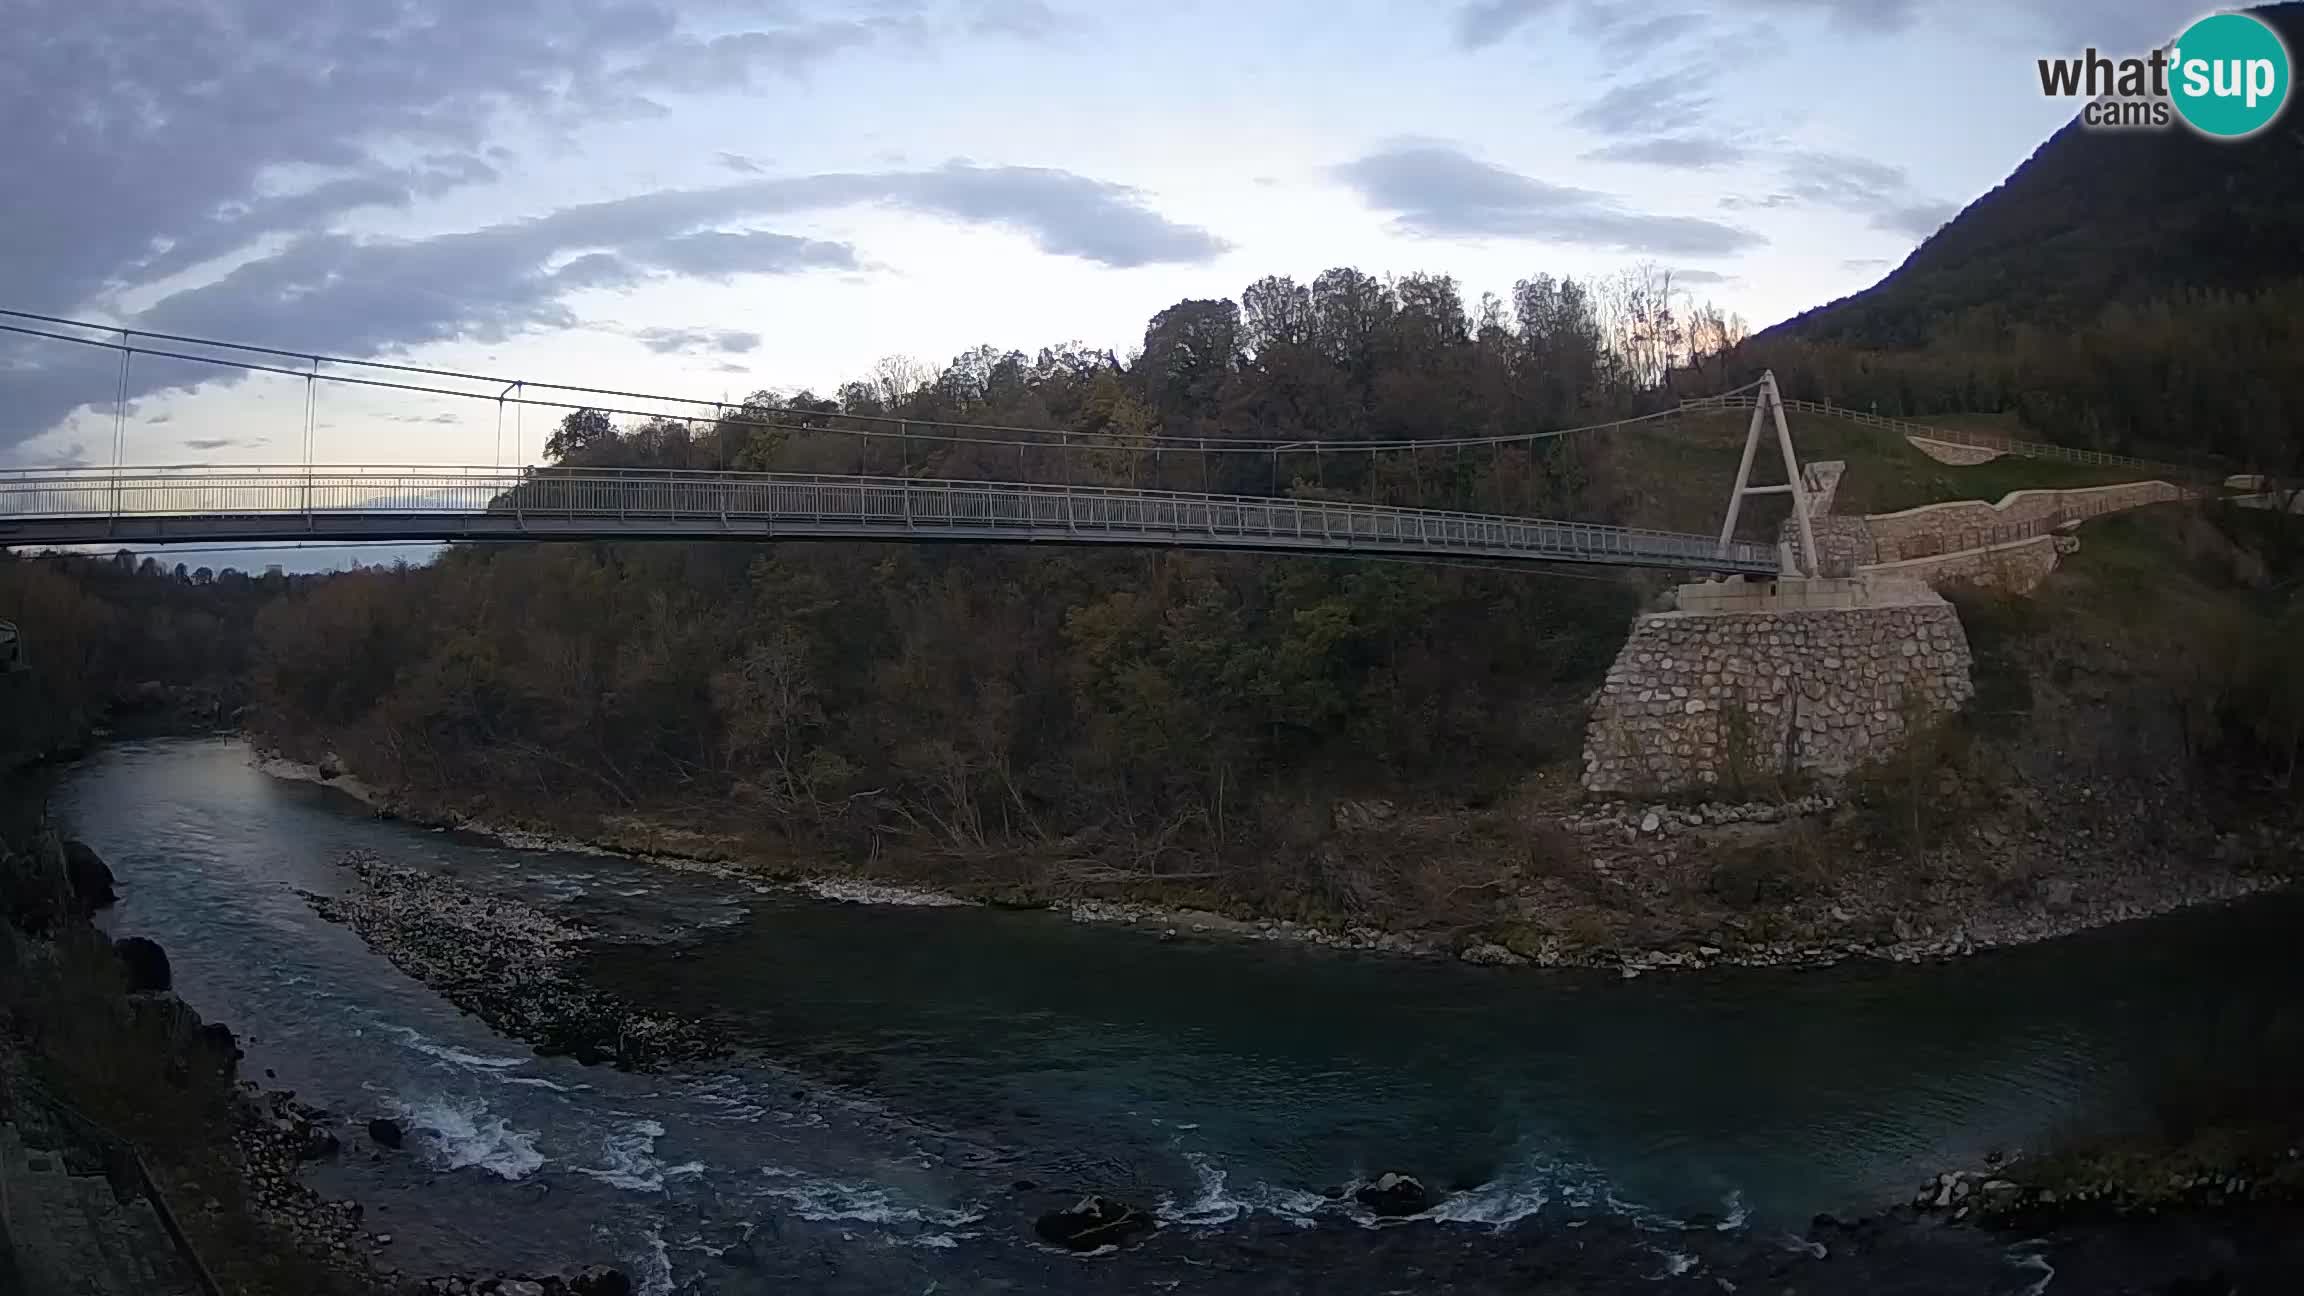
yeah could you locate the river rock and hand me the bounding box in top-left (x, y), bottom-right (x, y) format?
top-left (298, 1125), bottom-right (342, 1161)
top-left (303, 851), bottom-right (724, 1069)
top-left (1034, 1194), bottom-right (1150, 1250)
top-left (1459, 942), bottom-right (1527, 967)
top-left (61, 839), bottom-right (117, 911)
top-left (566, 1266), bottom-right (635, 1296)
top-left (1356, 1171), bottom-right (1431, 1217)
top-left (318, 753), bottom-right (346, 781)
top-left (114, 935), bottom-right (173, 991)
top-left (367, 1117), bottom-right (405, 1149)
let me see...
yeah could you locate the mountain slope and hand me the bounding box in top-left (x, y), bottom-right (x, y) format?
top-left (1767, 1), bottom-right (2304, 348)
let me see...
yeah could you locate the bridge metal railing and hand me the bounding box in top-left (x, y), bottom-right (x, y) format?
top-left (1678, 393), bottom-right (2179, 473)
top-left (0, 465), bottom-right (1783, 574)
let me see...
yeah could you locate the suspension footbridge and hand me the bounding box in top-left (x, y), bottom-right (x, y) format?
top-left (0, 312), bottom-right (1799, 575)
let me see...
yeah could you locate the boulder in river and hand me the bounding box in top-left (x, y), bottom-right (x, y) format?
top-left (62, 839), bottom-right (117, 911)
top-left (367, 1117), bottom-right (405, 1150)
top-left (299, 1126), bottom-right (343, 1161)
top-left (1034, 1194), bottom-right (1150, 1250)
top-left (317, 753), bottom-right (345, 781)
top-left (197, 1020), bottom-right (243, 1063)
top-left (1355, 1171), bottom-right (1432, 1217)
top-left (114, 936), bottom-right (172, 991)
top-left (565, 1266), bottom-right (635, 1296)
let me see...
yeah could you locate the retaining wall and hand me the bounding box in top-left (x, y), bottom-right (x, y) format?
top-left (1865, 481), bottom-right (2186, 561)
top-left (1857, 534), bottom-right (2073, 595)
top-left (1583, 586), bottom-right (1974, 795)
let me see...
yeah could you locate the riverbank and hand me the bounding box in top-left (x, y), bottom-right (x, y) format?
top-left (254, 741), bottom-right (2300, 980)
top-left (1, 776), bottom-right (645, 1295)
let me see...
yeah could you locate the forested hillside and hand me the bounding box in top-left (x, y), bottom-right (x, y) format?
top-left (249, 264), bottom-right (1716, 908)
top-left (1743, 2), bottom-right (2304, 470)
top-left (0, 554), bottom-right (275, 767)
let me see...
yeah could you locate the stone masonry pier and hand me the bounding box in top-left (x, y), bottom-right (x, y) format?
top-left (1582, 576), bottom-right (1974, 795)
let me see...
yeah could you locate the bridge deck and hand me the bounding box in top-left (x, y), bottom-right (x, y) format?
top-left (0, 467), bottom-right (1781, 574)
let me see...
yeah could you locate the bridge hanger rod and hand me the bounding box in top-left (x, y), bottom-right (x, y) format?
top-left (1, 310), bottom-right (1765, 456)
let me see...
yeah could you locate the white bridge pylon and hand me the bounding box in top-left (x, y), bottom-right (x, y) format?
top-left (1714, 370), bottom-right (1818, 579)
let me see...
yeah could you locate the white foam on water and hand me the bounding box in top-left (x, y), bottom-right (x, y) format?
top-left (575, 1119), bottom-right (679, 1193)
top-left (687, 1075), bottom-right (768, 1122)
top-left (1775, 1233), bottom-right (1828, 1260)
top-left (1427, 1174), bottom-right (1554, 1227)
top-left (754, 1166), bottom-right (986, 1233)
top-left (385, 1024), bottom-right (528, 1072)
top-left (1157, 1152), bottom-right (1245, 1226)
top-left (389, 1093), bottom-right (547, 1181)
top-left (632, 1222), bottom-right (677, 1296)
top-left (501, 1075), bottom-right (583, 1092)
top-left (1717, 1189), bottom-right (1750, 1230)
top-left (1151, 1156), bottom-right (1354, 1231)
top-left (2004, 1241), bottom-right (2056, 1295)
top-left (1644, 1246), bottom-right (1700, 1279)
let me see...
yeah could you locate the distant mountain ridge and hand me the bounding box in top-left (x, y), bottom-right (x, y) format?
top-left (1766, 1), bottom-right (2304, 348)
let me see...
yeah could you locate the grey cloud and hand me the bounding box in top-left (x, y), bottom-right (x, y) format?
top-left (1460, 0), bottom-right (2189, 58)
top-left (1673, 269), bottom-right (1733, 285)
top-left (1840, 257), bottom-right (1890, 270)
top-left (1570, 72), bottom-right (1713, 137)
top-left (971, 0), bottom-right (1069, 39)
top-left (631, 16), bottom-right (922, 90)
top-left (636, 327), bottom-right (767, 355)
top-left (8, 160), bottom-right (1216, 442)
top-left (1572, 5), bottom-right (1707, 56)
top-left (636, 230), bottom-right (860, 279)
top-left (416, 154), bottom-right (502, 194)
top-left (1776, 150), bottom-right (1956, 236)
top-left (1875, 200), bottom-right (1957, 237)
top-left (27, 443), bottom-right (91, 470)
top-left (718, 152), bottom-right (770, 174)
top-left (181, 438), bottom-right (243, 450)
top-left (1332, 142), bottom-right (1762, 257)
top-left (0, 0), bottom-right (1048, 451)
top-left (1582, 135), bottom-right (1752, 168)
top-left (715, 362), bottom-right (753, 374)
top-left (1453, 0), bottom-right (1562, 49)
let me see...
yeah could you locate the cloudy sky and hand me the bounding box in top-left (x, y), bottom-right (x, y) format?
top-left (2, 0), bottom-right (2208, 475)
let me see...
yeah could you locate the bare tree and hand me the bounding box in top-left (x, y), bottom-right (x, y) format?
top-left (870, 354), bottom-right (932, 410)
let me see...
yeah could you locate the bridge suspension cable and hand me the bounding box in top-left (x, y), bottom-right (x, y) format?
top-left (0, 308), bottom-right (1764, 458)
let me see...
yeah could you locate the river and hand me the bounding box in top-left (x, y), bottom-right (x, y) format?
top-left (49, 737), bottom-right (2304, 1293)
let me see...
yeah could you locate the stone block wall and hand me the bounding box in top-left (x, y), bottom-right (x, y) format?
top-left (1782, 515), bottom-right (1876, 577)
top-left (1582, 598), bottom-right (1974, 795)
top-left (1906, 435), bottom-right (2004, 465)
top-left (1859, 534), bottom-right (2063, 595)
top-left (1801, 460), bottom-right (1846, 516)
top-left (1865, 481), bottom-right (2186, 561)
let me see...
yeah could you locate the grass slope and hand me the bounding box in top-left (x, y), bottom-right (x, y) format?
top-left (1597, 410), bottom-right (2163, 538)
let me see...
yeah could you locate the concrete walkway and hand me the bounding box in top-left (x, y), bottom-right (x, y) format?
top-left (0, 1124), bottom-right (203, 1296)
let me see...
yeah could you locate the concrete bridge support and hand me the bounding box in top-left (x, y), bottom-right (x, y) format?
top-left (1580, 576), bottom-right (1975, 796)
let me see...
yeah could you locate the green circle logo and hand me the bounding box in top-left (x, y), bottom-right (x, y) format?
top-left (2170, 12), bottom-right (2291, 138)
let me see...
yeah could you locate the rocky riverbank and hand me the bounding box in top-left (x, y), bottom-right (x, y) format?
top-left (256, 744), bottom-right (2298, 981)
top-left (302, 850), bottom-right (725, 1068)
